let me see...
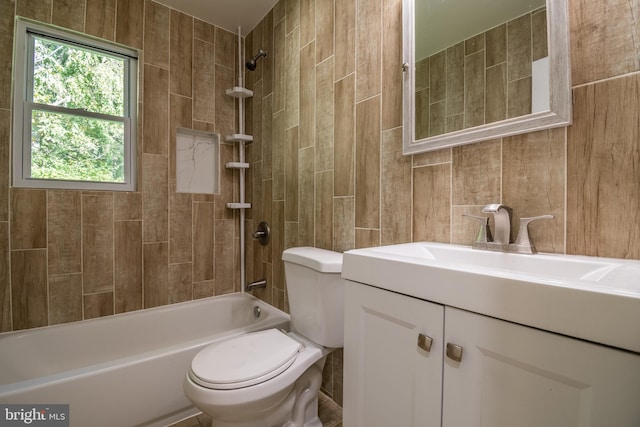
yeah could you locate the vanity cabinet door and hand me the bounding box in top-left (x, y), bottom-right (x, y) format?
top-left (343, 281), bottom-right (444, 427)
top-left (442, 307), bottom-right (640, 427)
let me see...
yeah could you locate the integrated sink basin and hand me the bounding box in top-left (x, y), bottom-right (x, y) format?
top-left (342, 242), bottom-right (640, 353)
top-left (354, 242), bottom-right (634, 287)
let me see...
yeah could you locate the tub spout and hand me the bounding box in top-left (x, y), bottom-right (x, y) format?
top-left (246, 279), bottom-right (267, 291)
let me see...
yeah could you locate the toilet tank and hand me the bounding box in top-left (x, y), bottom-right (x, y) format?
top-left (282, 247), bottom-right (344, 348)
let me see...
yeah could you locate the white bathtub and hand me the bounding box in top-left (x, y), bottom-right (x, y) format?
top-left (0, 293), bottom-right (290, 427)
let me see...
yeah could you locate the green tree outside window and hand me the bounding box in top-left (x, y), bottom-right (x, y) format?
top-left (30, 37), bottom-right (126, 183)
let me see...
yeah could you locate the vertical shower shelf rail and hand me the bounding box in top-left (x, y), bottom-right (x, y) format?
top-left (226, 28), bottom-right (252, 291)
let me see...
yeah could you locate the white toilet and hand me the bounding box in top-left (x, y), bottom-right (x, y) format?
top-left (183, 247), bottom-right (344, 427)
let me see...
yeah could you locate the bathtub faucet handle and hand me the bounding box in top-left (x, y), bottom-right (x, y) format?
top-left (252, 221), bottom-right (270, 246)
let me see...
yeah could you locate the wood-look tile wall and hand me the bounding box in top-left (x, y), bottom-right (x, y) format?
top-left (245, 0), bottom-right (640, 406)
top-left (415, 8), bottom-right (548, 139)
top-left (0, 0), bottom-right (241, 332)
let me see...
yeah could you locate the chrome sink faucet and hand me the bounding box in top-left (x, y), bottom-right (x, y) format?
top-left (481, 204), bottom-right (512, 244)
top-left (463, 204), bottom-right (553, 254)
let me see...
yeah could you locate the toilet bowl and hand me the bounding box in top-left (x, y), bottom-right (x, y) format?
top-left (183, 247), bottom-right (344, 427)
top-left (184, 330), bottom-right (328, 427)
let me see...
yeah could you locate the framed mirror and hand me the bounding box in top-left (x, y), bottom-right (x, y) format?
top-left (402, 0), bottom-right (572, 154)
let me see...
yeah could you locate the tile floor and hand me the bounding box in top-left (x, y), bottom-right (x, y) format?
top-left (168, 392), bottom-right (342, 427)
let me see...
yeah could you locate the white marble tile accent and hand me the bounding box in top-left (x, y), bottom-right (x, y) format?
top-left (176, 128), bottom-right (220, 194)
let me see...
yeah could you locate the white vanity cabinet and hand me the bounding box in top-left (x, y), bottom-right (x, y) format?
top-left (343, 280), bottom-right (640, 427)
top-left (343, 280), bottom-right (445, 427)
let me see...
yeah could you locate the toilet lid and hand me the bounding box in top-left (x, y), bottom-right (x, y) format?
top-left (190, 329), bottom-right (303, 390)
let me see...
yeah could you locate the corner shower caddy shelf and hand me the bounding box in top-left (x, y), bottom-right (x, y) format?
top-left (224, 134), bottom-right (253, 143)
top-left (226, 162), bottom-right (250, 169)
top-left (225, 85), bottom-right (253, 211)
top-left (226, 202), bottom-right (252, 209)
top-left (226, 86), bottom-right (253, 98)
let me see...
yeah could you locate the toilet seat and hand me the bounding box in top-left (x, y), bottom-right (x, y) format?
top-left (189, 329), bottom-right (303, 390)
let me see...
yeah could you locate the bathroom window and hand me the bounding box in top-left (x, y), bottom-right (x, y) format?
top-left (12, 19), bottom-right (138, 191)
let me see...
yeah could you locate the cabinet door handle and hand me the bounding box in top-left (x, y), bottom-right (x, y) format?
top-left (417, 333), bottom-right (433, 352)
top-left (446, 343), bottom-right (463, 362)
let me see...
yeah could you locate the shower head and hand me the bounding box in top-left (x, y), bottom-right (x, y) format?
top-left (246, 49), bottom-right (267, 71)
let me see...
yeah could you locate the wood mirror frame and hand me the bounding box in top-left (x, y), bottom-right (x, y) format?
top-left (402, 0), bottom-right (572, 155)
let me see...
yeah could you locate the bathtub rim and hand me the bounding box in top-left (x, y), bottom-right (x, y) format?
top-left (0, 292), bottom-right (288, 339)
top-left (0, 293), bottom-right (291, 391)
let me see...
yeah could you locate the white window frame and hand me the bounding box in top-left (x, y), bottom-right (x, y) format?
top-left (12, 18), bottom-right (138, 191)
